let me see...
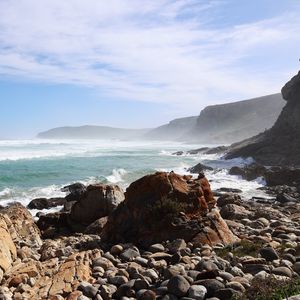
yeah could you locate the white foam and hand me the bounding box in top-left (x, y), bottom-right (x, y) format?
top-left (106, 168), bottom-right (128, 183)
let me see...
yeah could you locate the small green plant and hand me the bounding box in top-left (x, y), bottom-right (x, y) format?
top-left (145, 197), bottom-right (188, 222)
top-left (243, 276), bottom-right (300, 300)
top-left (216, 239), bottom-right (264, 259)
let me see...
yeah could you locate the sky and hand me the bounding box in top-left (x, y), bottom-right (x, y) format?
top-left (0, 0), bottom-right (300, 138)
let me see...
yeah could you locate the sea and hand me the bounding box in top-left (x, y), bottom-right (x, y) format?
top-left (0, 139), bottom-right (268, 215)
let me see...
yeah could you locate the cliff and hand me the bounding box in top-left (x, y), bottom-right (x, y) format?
top-left (226, 71), bottom-right (300, 166)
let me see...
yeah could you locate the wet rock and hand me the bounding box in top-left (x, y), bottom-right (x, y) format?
top-left (62, 182), bottom-right (86, 202)
top-left (187, 163), bottom-right (213, 174)
top-left (27, 197), bottom-right (65, 210)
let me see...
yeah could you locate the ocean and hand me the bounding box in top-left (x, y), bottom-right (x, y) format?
top-left (0, 139), bottom-right (267, 213)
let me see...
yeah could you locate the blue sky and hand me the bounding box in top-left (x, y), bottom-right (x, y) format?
top-left (0, 0), bottom-right (300, 138)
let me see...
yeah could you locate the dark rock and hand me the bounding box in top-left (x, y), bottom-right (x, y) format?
top-left (27, 197), bottom-right (65, 210)
top-left (62, 182), bottom-right (86, 202)
top-left (138, 290), bottom-right (156, 300)
top-left (259, 247), bottom-right (279, 261)
top-left (84, 217), bottom-right (108, 234)
top-left (242, 264), bottom-right (269, 274)
top-left (214, 288), bottom-right (240, 300)
top-left (78, 281), bottom-right (98, 298)
top-left (187, 147), bottom-right (210, 155)
top-left (194, 279), bottom-right (225, 298)
top-left (187, 163), bottom-right (213, 174)
top-left (204, 146), bottom-right (228, 155)
top-left (167, 275), bottom-right (190, 297)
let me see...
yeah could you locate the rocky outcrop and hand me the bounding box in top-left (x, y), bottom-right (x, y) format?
top-left (1, 203), bottom-right (42, 248)
top-left (101, 172), bottom-right (236, 247)
top-left (226, 71), bottom-right (300, 167)
top-left (0, 214), bottom-right (17, 280)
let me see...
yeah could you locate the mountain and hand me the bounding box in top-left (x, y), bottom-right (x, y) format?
top-left (144, 116), bottom-right (198, 141)
top-left (226, 71), bottom-right (300, 167)
top-left (186, 93), bottom-right (285, 144)
top-left (37, 125), bottom-right (149, 140)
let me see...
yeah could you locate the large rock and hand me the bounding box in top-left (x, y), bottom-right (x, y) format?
top-left (101, 172), bottom-right (236, 247)
top-left (1, 203), bottom-right (42, 247)
top-left (226, 71), bottom-right (300, 167)
top-left (0, 214), bottom-right (17, 277)
top-left (187, 163), bottom-right (213, 174)
top-left (69, 184), bottom-right (125, 226)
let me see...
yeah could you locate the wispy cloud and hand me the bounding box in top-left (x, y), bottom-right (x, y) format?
top-left (0, 0), bottom-right (299, 113)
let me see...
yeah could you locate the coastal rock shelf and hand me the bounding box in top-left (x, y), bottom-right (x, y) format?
top-left (0, 171), bottom-right (299, 299)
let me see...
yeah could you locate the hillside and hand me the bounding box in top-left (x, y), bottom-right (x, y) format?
top-left (144, 116), bottom-right (197, 141)
top-left (226, 71), bottom-right (300, 166)
top-left (186, 93), bottom-right (285, 144)
top-left (37, 125), bottom-right (149, 140)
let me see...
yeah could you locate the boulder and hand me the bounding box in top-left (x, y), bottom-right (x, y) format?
top-left (101, 172), bottom-right (236, 247)
top-left (1, 203), bottom-right (42, 247)
top-left (27, 197), bottom-right (65, 210)
top-left (69, 184), bottom-right (124, 226)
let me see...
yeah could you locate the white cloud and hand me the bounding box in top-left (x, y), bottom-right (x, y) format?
top-left (0, 0), bottom-right (299, 114)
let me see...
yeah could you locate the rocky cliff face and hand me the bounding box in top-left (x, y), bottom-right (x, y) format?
top-left (187, 94), bottom-right (284, 144)
top-left (226, 71), bottom-right (300, 166)
top-left (101, 172), bottom-right (236, 247)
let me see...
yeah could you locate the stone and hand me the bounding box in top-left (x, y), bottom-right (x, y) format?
top-left (259, 247), bottom-right (279, 261)
top-left (272, 266), bottom-right (292, 278)
top-left (188, 285), bottom-right (207, 300)
top-left (121, 248), bottom-right (140, 261)
top-left (220, 204), bottom-right (250, 220)
top-left (195, 279), bottom-right (225, 298)
top-left (167, 275), bottom-right (190, 297)
top-left (78, 281), bottom-right (98, 298)
top-left (138, 290), bottom-right (156, 300)
top-left (149, 243), bottom-right (165, 253)
top-left (293, 262), bottom-right (300, 274)
top-left (111, 245), bottom-right (124, 255)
